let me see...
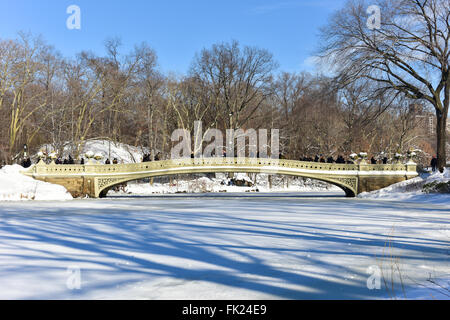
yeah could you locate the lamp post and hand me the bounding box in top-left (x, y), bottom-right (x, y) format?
top-left (228, 111), bottom-right (234, 155)
top-left (228, 111), bottom-right (234, 178)
top-left (229, 112), bottom-right (233, 130)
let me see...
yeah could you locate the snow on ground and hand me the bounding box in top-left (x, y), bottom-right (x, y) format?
top-left (399, 278), bottom-right (450, 300)
top-left (81, 140), bottom-right (147, 163)
top-left (0, 165), bottom-right (72, 201)
top-left (109, 173), bottom-right (340, 196)
top-left (0, 194), bottom-right (448, 300)
top-left (39, 140), bottom-right (148, 163)
top-left (359, 169), bottom-right (450, 204)
top-left (2, 138), bottom-right (447, 299)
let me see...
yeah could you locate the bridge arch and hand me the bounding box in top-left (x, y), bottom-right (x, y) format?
top-left (95, 161), bottom-right (358, 198)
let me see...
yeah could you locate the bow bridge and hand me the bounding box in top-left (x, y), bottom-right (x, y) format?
top-left (21, 157), bottom-right (418, 198)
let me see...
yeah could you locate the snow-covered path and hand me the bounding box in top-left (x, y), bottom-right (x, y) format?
top-left (0, 193), bottom-right (448, 300)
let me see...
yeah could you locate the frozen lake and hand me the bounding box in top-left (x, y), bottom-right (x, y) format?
top-left (0, 192), bottom-right (449, 299)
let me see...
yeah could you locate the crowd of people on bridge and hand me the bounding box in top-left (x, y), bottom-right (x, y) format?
top-left (14, 153), bottom-right (393, 168)
top-left (142, 152), bottom-right (162, 162)
top-left (298, 154), bottom-right (388, 165)
top-left (12, 150), bottom-right (439, 170)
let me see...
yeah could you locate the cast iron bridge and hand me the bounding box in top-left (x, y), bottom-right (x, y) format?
top-left (22, 157), bottom-right (418, 198)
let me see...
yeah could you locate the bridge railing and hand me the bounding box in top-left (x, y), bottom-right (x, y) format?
top-left (24, 157), bottom-right (416, 176)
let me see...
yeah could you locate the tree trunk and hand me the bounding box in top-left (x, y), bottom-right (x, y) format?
top-left (436, 109), bottom-right (447, 173)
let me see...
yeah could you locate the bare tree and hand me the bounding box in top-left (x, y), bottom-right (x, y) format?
top-left (189, 40), bottom-right (278, 130)
top-left (1, 33), bottom-right (53, 162)
top-left (319, 0), bottom-right (449, 171)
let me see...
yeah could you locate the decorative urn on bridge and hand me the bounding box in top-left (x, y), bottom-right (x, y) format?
top-left (358, 152), bottom-right (368, 164)
top-left (394, 153), bottom-right (404, 164)
top-left (85, 151), bottom-right (95, 164)
top-left (406, 149), bottom-right (417, 164)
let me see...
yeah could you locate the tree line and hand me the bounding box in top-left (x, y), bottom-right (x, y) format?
top-left (0, 0), bottom-right (447, 169)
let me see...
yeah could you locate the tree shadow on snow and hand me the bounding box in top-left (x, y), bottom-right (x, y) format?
top-left (0, 199), bottom-right (448, 300)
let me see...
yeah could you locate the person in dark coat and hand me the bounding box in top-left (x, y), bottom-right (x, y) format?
top-left (68, 155), bottom-right (74, 164)
top-left (327, 156), bottom-right (334, 163)
top-left (314, 155), bottom-right (319, 162)
top-left (80, 158), bottom-right (85, 165)
top-left (370, 157), bottom-right (377, 164)
top-left (431, 156), bottom-right (438, 172)
top-left (105, 159), bottom-right (111, 165)
top-left (143, 154), bottom-right (151, 162)
top-left (21, 158), bottom-right (32, 168)
top-left (382, 157), bottom-right (388, 164)
top-left (113, 158), bottom-right (118, 164)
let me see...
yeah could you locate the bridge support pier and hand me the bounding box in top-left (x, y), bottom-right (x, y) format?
top-left (357, 163), bottom-right (418, 194)
top-left (32, 176), bottom-right (97, 198)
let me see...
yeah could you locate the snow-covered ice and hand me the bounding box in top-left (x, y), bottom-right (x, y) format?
top-left (0, 139), bottom-right (448, 299)
top-left (0, 193), bottom-right (448, 300)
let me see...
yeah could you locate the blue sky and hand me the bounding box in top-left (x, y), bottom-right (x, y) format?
top-left (0, 0), bottom-right (347, 74)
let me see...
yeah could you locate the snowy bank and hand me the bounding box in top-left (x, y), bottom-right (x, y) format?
top-left (359, 169), bottom-right (450, 203)
top-left (0, 165), bottom-right (73, 201)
